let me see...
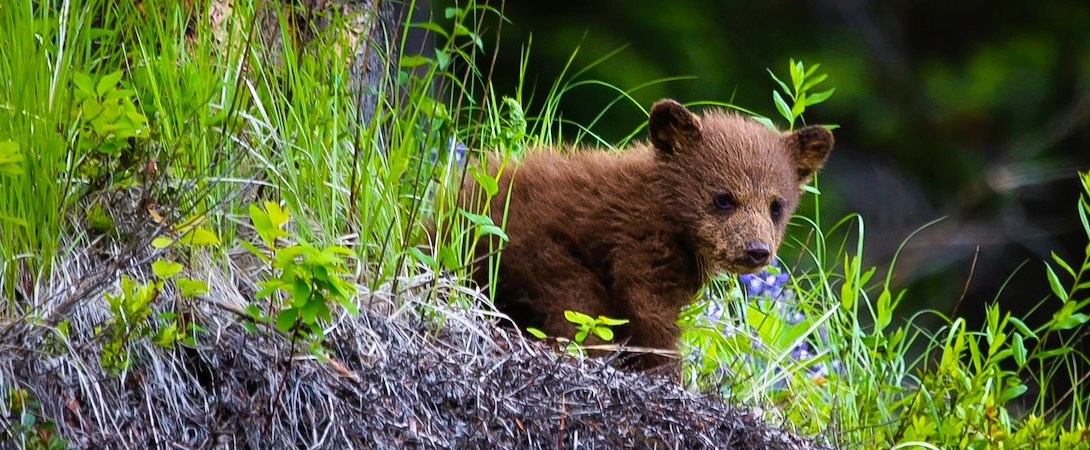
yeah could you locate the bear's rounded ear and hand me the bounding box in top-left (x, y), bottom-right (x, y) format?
top-left (786, 125), bottom-right (834, 184)
top-left (649, 99), bottom-right (702, 154)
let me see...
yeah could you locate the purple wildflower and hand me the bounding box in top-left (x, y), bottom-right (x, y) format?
top-left (739, 259), bottom-right (791, 301)
top-left (429, 137), bottom-right (468, 167)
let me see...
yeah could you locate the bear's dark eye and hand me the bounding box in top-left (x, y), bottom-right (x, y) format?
top-left (713, 193), bottom-right (736, 211)
top-left (770, 199), bottom-right (784, 221)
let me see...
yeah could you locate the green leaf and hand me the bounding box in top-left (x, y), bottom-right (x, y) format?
top-left (574, 329), bottom-right (589, 343)
top-left (151, 259), bottom-right (183, 279)
top-left (766, 68), bottom-right (790, 98)
top-left (1054, 312), bottom-right (1089, 331)
top-left (276, 309), bottom-right (298, 332)
top-left (399, 55), bottom-right (431, 68)
top-left (478, 225), bottom-right (509, 241)
top-left (408, 246), bottom-right (436, 267)
top-left (96, 70), bottom-right (124, 97)
top-left (596, 316), bottom-right (629, 326)
top-left (1011, 333), bottom-right (1027, 366)
top-left (151, 236), bottom-right (174, 248)
top-left (434, 49), bottom-right (451, 69)
top-left (265, 201), bottom-right (291, 229)
top-left (1052, 251), bottom-right (1077, 277)
top-left (800, 73), bottom-right (829, 93)
top-left (772, 91), bottom-right (792, 123)
top-left (471, 168), bottom-right (499, 197)
top-left (73, 72), bottom-right (94, 96)
top-left (410, 21), bottom-right (450, 39)
top-left (177, 278), bottom-right (209, 298)
top-left (458, 209), bottom-right (494, 227)
top-left (789, 60), bottom-right (803, 93)
top-left (1008, 316), bottom-right (1038, 340)
top-left (564, 310), bottom-right (593, 325)
top-left (526, 327), bottom-right (547, 339)
top-left (244, 304), bottom-right (263, 321)
top-left (240, 240), bottom-right (269, 262)
top-left (593, 326), bottom-right (614, 341)
top-left (750, 115), bottom-right (776, 130)
top-left (999, 383), bottom-right (1028, 403)
top-left (179, 227), bottom-right (220, 246)
top-left (806, 88), bottom-right (836, 106)
top-left (1079, 197), bottom-right (1090, 240)
top-left (0, 140), bottom-right (24, 176)
top-left (1045, 264), bottom-right (1068, 302)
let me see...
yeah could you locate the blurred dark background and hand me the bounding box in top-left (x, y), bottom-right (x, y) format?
top-left (468, 0), bottom-right (1090, 332)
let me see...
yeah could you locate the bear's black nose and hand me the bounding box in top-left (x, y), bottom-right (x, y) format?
top-left (745, 242), bottom-right (771, 266)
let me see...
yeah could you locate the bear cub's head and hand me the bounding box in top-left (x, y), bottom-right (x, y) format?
top-left (648, 99), bottom-right (833, 275)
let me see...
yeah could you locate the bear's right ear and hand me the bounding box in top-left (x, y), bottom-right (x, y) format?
top-left (786, 125), bottom-right (834, 184)
top-left (649, 99), bottom-right (702, 154)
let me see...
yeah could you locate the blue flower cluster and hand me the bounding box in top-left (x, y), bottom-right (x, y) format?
top-left (693, 259), bottom-right (841, 388)
top-left (429, 137), bottom-right (468, 167)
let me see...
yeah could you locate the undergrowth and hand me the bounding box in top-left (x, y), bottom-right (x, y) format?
top-left (0, 0), bottom-right (1087, 448)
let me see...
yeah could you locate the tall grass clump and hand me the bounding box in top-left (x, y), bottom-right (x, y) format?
top-left (680, 61), bottom-right (1090, 448)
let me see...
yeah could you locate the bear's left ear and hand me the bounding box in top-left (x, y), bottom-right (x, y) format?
top-left (786, 125), bottom-right (834, 184)
top-left (649, 99), bottom-right (702, 155)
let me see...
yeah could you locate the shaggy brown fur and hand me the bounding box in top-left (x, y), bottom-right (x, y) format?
top-left (465, 99), bottom-right (833, 369)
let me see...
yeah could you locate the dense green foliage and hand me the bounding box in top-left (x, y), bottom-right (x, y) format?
top-left (0, 0), bottom-right (1087, 448)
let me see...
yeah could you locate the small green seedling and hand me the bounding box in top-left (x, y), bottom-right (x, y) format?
top-left (527, 310), bottom-right (630, 356)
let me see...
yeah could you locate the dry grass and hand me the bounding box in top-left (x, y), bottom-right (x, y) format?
top-left (0, 216), bottom-right (828, 449)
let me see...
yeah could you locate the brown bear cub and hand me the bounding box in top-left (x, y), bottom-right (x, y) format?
top-left (465, 99), bottom-right (833, 369)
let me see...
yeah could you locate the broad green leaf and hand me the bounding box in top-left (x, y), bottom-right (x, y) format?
top-left (152, 259), bottom-right (183, 279)
top-left (478, 225), bottom-right (508, 241)
top-left (177, 278), bottom-right (209, 298)
top-left (96, 70), bottom-right (124, 97)
top-left (593, 327), bottom-right (614, 341)
top-left (1045, 264), bottom-right (1068, 302)
top-left (564, 310), bottom-right (593, 324)
top-left (471, 168), bottom-right (499, 197)
top-left (0, 140), bottom-right (24, 176)
top-left (265, 201), bottom-right (291, 228)
top-left (526, 327), bottom-right (547, 339)
top-left (179, 227), bottom-right (220, 246)
top-left (151, 236), bottom-right (174, 248)
top-left (73, 72), bottom-right (94, 96)
top-left (574, 330), bottom-right (589, 343)
top-left (458, 209), bottom-right (494, 226)
top-left (292, 279), bottom-right (312, 306)
top-left (276, 309), bottom-right (298, 332)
